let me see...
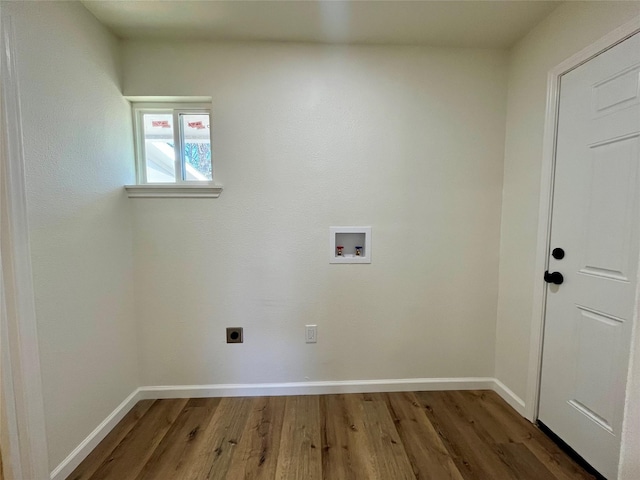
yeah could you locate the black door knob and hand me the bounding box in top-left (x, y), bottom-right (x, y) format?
top-left (544, 271), bottom-right (564, 285)
top-left (552, 248), bottom-right (565, 260)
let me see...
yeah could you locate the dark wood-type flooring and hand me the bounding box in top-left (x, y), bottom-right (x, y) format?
top-left (69, 390), bottom-right (595, 480)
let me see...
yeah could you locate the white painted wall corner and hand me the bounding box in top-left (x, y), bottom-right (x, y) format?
top-left (49, 389), bottom-right (142, 480)
top-left (492, 378), bottom-right (527, 417)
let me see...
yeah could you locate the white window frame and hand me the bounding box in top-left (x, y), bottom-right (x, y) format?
top-left (126, 101), bottom-right (223, 198)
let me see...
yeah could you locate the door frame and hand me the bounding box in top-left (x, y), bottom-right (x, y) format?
top-left (526, 15), bottom-right (640, 423)
top-left (0, 10), bottom-right (50, 480)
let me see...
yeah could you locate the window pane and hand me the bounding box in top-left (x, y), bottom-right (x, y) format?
top-left (142, 113), bottom-right (176, 183)
top-left (181, 114), bottom-right (212, 181)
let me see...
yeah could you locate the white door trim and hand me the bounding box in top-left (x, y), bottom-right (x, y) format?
top-left (0, 13), bottom-right (50, 479)
top-left (527, 15), bottom-right (640, 423)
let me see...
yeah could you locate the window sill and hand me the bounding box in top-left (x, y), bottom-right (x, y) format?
top-left (124, 184), bottom-right (223, 198)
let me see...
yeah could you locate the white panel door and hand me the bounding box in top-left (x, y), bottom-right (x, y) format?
top-left (539, 32), bottom-right (640, 479)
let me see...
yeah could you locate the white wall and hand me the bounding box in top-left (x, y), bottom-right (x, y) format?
top-left (122, 42), bottom-right (508, 387)
top-left (4, 0), bottom-right (640, 474)
top-left (3, 1), bottom-right (139, 470)
top-left (495, 2), bottom-right (640, 477)
top-left (495, 0), bottom-right (640, 404)
top-left (621, 285), bottom-right (640, 478)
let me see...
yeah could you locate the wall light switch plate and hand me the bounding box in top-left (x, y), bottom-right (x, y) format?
top-left (305, 325), bottom-right (317, 343)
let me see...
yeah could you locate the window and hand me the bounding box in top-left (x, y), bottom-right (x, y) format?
top-left (126, 101), bottom-right (222, 198)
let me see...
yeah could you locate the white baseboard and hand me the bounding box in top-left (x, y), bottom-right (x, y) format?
top-left (492, 378), bottom-right (527, 417)
top-left (137, 377), bottom-right (496, 399)
top-left (50, 388), bottom-right (143, 480)
top-left (50, 376), bottom-right (528, 480)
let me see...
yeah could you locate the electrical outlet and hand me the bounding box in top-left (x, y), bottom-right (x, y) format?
top-left (226, 327), bottom-right (243, 343)
top-left (305, 325), bottom-right (317, 343)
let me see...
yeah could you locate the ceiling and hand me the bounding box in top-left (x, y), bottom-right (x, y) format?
top-left (82, 0), bottom-right (561, 48)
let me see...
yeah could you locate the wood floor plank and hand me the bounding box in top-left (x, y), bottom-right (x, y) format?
top-left (275, 395), bottom-right (322, 480)
top-left (71, 391), bottom-right (598, 480)
top-left (470, 390), bottom-right (595, 480)
top-left (225, 396), bottom-right (287, 480)
top-left (320, 394), bottom-right (377, 480)
top-left (134, 398), bottom-right (221, 480)
top-left (443, 391), bottom-right (513, 455)
top-left (497, 442), bottom-right (558, 480)
top-left (68, 400), bottom-right (155, 480)
top-left (417, 391), bottom-right (518, 480)
top-left (174, 396), bottom-right (253, 480)
top-left (447, 391), bottom-right (515, 445)
top-left (88, 398), bottom-right (189, 480)
top-left (445, 391), bottom-right (566, 480)
top-left (385, 392), bottom-right (464, 480)
top-left (358, 393), bottom-right (415, 480)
